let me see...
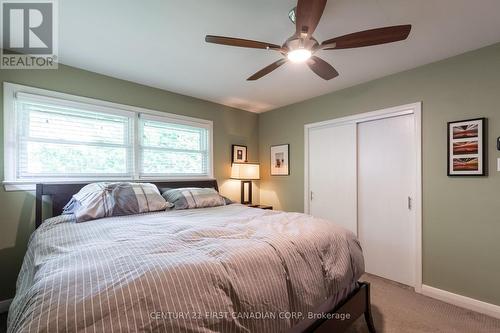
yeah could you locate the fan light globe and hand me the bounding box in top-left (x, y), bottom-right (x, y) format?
top-left (287, 49), bottom-right (312, 63)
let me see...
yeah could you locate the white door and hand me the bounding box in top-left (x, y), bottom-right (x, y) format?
top-left (308, 123), bottom-right (357, 234)
top-left (357, 114), bottom-right (416, 286)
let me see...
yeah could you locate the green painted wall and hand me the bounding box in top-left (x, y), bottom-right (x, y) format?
top-left (0, 64), bottom-right (259, 301)
top-left (259, 43), bottom-right (500, 306)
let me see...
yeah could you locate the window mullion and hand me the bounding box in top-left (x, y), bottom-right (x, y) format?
top-left (20, 137), bottom-right (130, 149)
top-left (133, 114), bottom-right (140, 180)
top-left (140, 146), bottom-right (207, 154)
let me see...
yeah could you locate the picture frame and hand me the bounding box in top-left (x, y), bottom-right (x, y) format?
top-left (270, 144), bottom-right (290, 176)
top-left (447, 118), bottom-right (487, 176)
top-left (232, 145), bottom-right (247, 163)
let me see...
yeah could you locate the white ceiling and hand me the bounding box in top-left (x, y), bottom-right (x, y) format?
top-left (59, 0), bottom-right (500, 113)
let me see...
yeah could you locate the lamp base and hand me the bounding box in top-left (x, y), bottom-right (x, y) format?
top-left (240, 180), bottom-right (252, 205)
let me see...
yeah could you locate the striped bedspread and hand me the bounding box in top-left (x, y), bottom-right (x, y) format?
top-left (8, 204), bottom-right (364, 333)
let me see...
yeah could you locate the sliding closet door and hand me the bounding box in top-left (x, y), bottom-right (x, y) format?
top-left (308, 123), bottom-right (357, 234)
top-left (357, 114), bottom-right (416, 286)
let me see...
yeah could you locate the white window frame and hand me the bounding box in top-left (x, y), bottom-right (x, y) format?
top-left (3, 82), bottom-right (214, 191)
top-left (138, 113), bottom-right (211, 178)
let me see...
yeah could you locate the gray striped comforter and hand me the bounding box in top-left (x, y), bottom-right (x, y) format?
top-left (8, 205), bottom-right (364, 333)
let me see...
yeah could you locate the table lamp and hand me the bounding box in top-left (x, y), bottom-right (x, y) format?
top-left (230, 163), bottom-right (260, 204)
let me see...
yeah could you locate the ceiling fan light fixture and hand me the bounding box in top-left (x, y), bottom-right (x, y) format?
top-left (287, 48), bottom-right (312, 63)
top-left (205, 1), bottom-right (411, 81)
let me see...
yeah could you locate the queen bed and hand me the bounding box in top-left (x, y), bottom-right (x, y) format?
top-left (7, 180), bottom-right (375, 333)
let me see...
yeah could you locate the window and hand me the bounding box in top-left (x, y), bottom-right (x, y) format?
top-left (140, 115), bottom-right (209, 177)
top-left (3, 83), bottom-right (213, 190)
top-left (16, 95), bottom-right (134, 178)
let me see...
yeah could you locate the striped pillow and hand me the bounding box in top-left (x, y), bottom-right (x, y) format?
top-left (63, 182), bottom-right (169, 222)
top-left (162, 187), bottom-right (230, 210)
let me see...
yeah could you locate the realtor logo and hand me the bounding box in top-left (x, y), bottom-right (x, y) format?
top-left (1, 0), bottom-right (58, 69)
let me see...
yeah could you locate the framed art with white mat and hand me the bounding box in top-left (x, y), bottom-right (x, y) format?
top-left (232, 145), bottom-right (247, 163)
top-left (270, 144), bottom-right (290, 176)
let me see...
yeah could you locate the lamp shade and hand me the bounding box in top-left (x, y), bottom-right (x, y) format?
top-left (231, 163), bottom-right (260, 180)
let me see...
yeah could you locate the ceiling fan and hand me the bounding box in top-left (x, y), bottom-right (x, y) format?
top-left (205, 0), bottom-right (411, 81)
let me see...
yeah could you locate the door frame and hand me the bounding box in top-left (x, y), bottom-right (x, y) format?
top-left (304, 102), bottom-right (422, 292)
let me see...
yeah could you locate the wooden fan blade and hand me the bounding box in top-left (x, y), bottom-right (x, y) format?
top-left (247, 59), bottom-right (287, 81)
top-left (295, 0), bottom-right (327, 37)
top-left (205, 35), bottom-right (281, 50)
top-left (307, 56), bottom-right (338, 80)
top-left (322, 25), bottom-right (411, 49)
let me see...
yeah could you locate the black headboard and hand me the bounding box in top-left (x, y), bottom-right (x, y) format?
top-left (35, 180), bottom-right (219, 229)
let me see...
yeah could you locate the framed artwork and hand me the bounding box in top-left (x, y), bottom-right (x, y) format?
top-left (447, 118), bottom-right (487, 176)
top-left (270, 144), bottom-right (290, 176)
top-left (232, 145), bottom-right (247, 163)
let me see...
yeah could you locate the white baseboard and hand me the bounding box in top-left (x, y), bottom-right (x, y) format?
top-left (421, 285), bottom-right (500, 320)
top-left (0, 298), bottom-right (12, 314)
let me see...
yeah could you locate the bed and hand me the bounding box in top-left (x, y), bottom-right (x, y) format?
top-left (8, 180), bottom-right (375, 333)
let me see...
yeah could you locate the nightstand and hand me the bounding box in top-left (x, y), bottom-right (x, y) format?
top-left (245, 204), bottom-right (273, 210)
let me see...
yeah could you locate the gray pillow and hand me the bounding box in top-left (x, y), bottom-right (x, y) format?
top-left (63, 182), bottom-right (168, 222)
top-left (162, 187), bottom-right (232, 210)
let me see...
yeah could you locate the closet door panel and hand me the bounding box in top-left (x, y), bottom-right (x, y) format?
top-left (357, 114), bottom-right (416, 286)
top-left (308, 123), bottom-right (357, 234)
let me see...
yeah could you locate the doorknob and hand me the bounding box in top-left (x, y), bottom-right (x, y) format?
top-left (408, 196), bottom-right (412, 210)
top-left (310, 191), bottom-right (314, 201)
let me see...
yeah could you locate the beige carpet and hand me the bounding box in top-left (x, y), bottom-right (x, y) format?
top-left (346, 274), bottom-right (500, 333)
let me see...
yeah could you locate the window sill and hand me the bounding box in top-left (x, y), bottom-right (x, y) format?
top-left (3, 182), bottom-right (36, 192)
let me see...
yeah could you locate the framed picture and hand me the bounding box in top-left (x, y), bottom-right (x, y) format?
top-left (447, 118), bottom-right (487, 176)
top-left (270, 144), bottom-right (290, 176)
top-left (232, 145), bottom-right (247, 163)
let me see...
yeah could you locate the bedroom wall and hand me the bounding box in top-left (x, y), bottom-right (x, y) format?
top-left (0, 64), bottom-right (259, 301)
top-left (258, 42), bottom-right (500, 306)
